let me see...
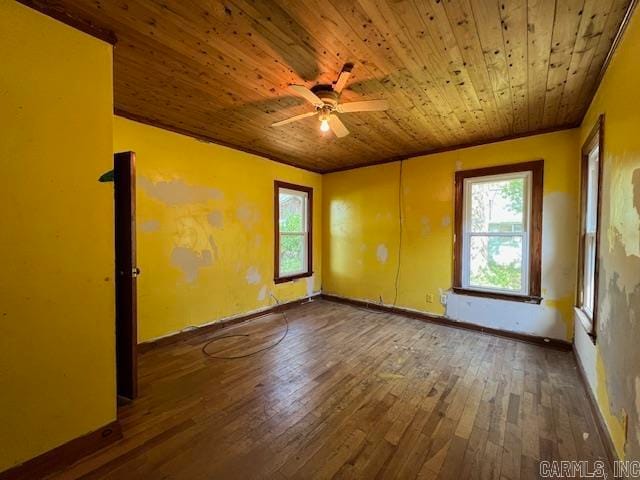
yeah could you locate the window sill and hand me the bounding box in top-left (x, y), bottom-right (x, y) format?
top-left (274, 271), bottom-right (313, 284)
top-left (452, 287), bottom-right (542, 304)
top-left (574, 307), bottom-right (596, 344)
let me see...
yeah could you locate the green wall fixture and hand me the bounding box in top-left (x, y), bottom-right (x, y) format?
top-left (98, 169), bottom-right (114, 183)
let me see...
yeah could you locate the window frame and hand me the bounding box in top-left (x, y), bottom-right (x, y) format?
top-left (576, 115), bottom-right (604, 339)
top-left (461, 170), bottom-right (532, 296)
top-left (274, 180), bottom-right (313, 284)
top-left (453, 160), bottom-right (544, 304)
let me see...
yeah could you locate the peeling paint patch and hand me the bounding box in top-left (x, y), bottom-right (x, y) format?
top-left (376, 244), bottom-right (388, 264)
top-left (633, 168), bottom-right (640, 214)
top-left (609, 165), bottom-right (640, 257)
top-left (447, 292), bottom-right (567, 340)
top-left (207, 236), bottom-right (219, 260)
top-left (174, 216), bottom-right (214, 259)
top-left (246, 266), bottom-right (261, 285)
top-left (306, 275), bottom-right (314, 297)
top-left (139, 177), bottom-right (223, 205)
top-left (140, 220), bottom-right (160, 233)
top-left (596, 352), bottom-right (628, 459)
top-left (595, 229), bottom-right (640, 458)
top-left (257, 285), bottom-right (268, 301)
top-left (237, 203), bottom-right (259, 228)
top-left (170, 247), bottom-right (213, 283)
top-left (207, 210), bottom-right (223, 228)
top-left (543, 296), bottom-right (574, 340)
top-left (440, 215), bottom-right (451, 227)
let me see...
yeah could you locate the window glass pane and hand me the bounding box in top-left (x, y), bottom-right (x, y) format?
top-left (279, 192), bottom-right (305, 233)
top-left (469, 235), bottom-right (523, 291)
top-left (586, 147), bottom-right (599, 233)
top-left (583, 233), bottom-right (596, 314)
top-left (280, 234), bottom-right (305, 275)
top-left (470, 178), bottom-right (525, 233)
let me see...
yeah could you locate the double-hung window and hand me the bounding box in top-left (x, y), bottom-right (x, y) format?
top-left (454, 161), bottom-right (543, 303)
top-left (274, 181), bottom-right (312, 283)
top-left (577, 116), bottom-right (603, 335)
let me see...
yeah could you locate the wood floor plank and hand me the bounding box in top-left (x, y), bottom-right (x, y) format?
top-left (42, 300), bottom-right (611, 479)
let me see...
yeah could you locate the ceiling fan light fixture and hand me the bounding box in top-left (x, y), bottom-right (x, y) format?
top-left (318, 109), bottom-right (331, 132)
top-left (271, 63), bottom-right (388, 138)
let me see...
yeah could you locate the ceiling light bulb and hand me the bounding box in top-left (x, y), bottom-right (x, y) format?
top-left (320, 118), bottom-right (330, 132)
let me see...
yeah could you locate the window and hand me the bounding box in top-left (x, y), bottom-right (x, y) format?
top-left (577, 116), bottom-right (603, 336)
top-left (454, 160), bottom-right (543, 303)
top-left (274, 181), bottom-right (312, 283)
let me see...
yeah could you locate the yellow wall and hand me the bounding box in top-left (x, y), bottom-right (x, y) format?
top-left (113, 116), bottom-right (322, 342)
top-left (323, 129), bottom-right (580, 340)
top-left (3, 0), bottom-right (637, 468)
top-left (0, 1), bottom-right (115, 472)
top-left (575, 6), bottom-right (640, 460)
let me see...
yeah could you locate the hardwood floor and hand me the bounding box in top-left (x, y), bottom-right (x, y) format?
top-left (49, 300), bottom-right (610, 479)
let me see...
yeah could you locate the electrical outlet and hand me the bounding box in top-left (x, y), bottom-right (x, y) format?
top-left (425, 293), bottom-right (434, 303)
top-left (440, 294), bottom-right (448, 305)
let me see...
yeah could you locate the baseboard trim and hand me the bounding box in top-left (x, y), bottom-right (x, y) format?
top-left (0, 420), bottom-right (122, 480)
top-left (138, 294), bottom-right (320, 353)
top-left (321, 294), bottom-right (572, 351)
top-left (573, 346), bottom-right (619, 467)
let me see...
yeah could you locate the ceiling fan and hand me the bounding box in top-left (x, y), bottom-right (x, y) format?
top-left (271, 63), bottom-right (389, 138)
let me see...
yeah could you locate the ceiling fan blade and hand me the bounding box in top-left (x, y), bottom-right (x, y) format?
top-left (338, 99), bottom-right (389, 113)
top-left (271, 110), bottom-right (317, 127)
top-left (328, 115), bottom-right (349, 138)
top-left (288, 84), bottom-right (324, 107)
top-left (333, 63), bottom-right (354, 93)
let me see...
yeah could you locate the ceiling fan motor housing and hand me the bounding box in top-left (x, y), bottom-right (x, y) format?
top-left (311, 85), bottom-right (340, 108)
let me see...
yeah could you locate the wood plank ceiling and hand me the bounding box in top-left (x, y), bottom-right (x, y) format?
top-left (25, 0), bottom-right (633, 172)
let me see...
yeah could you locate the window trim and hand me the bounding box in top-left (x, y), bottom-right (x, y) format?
top-left (453, 160), bottom-right (544, 304)
top-left (576, 115), bottom-right (604, 340)
top-left (274, 180), bottom-right (313, 284)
